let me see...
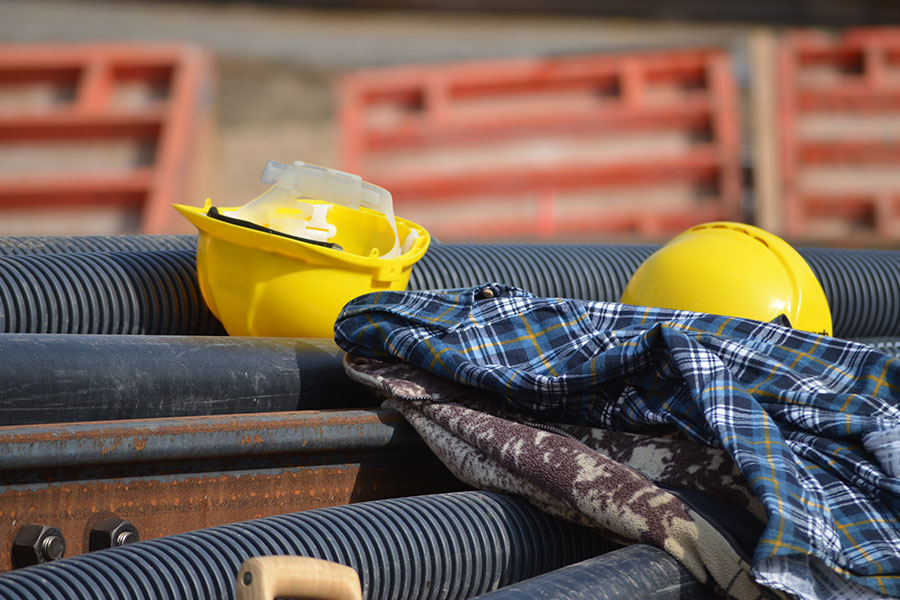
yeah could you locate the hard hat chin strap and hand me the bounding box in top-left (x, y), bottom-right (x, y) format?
top-left (205, 206), bottom-right (342, 250)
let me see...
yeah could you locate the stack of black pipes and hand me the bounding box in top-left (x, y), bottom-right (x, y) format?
top-left (0, 235), bottom-right (897, 426)
top-left (0, 234), bottom-right (896, 600)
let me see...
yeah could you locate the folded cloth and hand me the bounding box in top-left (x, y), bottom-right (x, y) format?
top-left (334, 284), bottom-right (900, 600)
top-left (344, 355), bottom-right (774, 599)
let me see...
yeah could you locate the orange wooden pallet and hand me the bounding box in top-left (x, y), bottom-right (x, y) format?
top-left (339, 48), bottom-right (742, 241)
top-left (0, 44), bottom-right (214, 235)
top-left (777, 29), bottom-right (900, 241)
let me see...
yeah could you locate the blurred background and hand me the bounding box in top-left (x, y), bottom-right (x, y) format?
top-left (2, 0), bottom-right (900, 245)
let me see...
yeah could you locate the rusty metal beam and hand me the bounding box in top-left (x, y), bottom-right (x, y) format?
top-left (0, 408), bottom-right (414, 468)
top-left (0, 409), bottom-right (465, 572)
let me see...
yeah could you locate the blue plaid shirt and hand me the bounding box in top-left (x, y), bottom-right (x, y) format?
top-left (335, 284), bottom-right (900, 599)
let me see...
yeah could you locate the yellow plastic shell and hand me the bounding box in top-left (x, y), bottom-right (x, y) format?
top-left (620, 221), bottom-right (833, 335)
top-left (174, 201), bottom-right (430, 338)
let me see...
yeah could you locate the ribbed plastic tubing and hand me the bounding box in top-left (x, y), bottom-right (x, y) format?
top-left (847, 338), bottom-right (900, 358)
top-left (411, 243), bottom-right (657, 303)
top-left (0, 249), bottom-right (225, 335)
top-left (799, 248), bottom-right (900, 341)
top-left (412, 244), bottom-right (900, 340)
top-left (1, 236), bottom-right (900, 339)
top-left (0, 491), bottom-right (616, 600)
top-left (0, 234), bottom-right (197, 255)
top-left (470, 545), bottom-right (713, 600)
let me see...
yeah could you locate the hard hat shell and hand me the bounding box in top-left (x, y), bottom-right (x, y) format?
top-left (174, 200), bottom-right (430, 338)
top-left (619, 221), bottom-right (833, 335)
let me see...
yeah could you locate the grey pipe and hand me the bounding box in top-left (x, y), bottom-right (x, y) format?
top-left (0, 335), bottom-right (375, 425)
top-left (469, 544), bottom-right (715, 600)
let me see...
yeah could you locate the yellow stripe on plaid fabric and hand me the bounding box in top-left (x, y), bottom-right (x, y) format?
top-left (393, 297), bottom-right (461, 326)
top-left (640, 307), bottom-right (653, 325)
top-left (748, 366), bottom-right (781, 396)
top-left (362, 313), bottom-right (398, 355)
top-left (840, 394), bottom-right (859, 413)
top-left (760, 418), bottom-right (787, 552)
top-left (520, 315), bottom-right (560, 377)
top-left (779, 345), bottom-right (857, 384)
top-left (665, 322), bottom-right (705, 335)
top-left (834, 520), bottom-right (885, 575)
top-left (825, 445), bottom-right (855, 468)
top-left (715, 317), bottom-right (734, 336)
top-left (757, 536), bottom-right (820, 554)
top-left (504, 367), bottom-right (523, 391)
top-left (870, 360), bottom-right (900, 396)
top-left (788, 337), bottom-right (821, 370)
top-left (788, 490), bottom-right (829, 513)
top-left (461, 312), bottom-right (589, 359)
top-left (426, 338), bottom-right (452, 371)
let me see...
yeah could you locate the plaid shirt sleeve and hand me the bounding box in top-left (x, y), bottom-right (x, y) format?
top-left (334, 283), bottom-right (900, 600)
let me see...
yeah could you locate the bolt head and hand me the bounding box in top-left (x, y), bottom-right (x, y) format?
top-left (41, 535), bottom-right (66, 561)
top-left (115, 530), bottom-right (139, 547)
top-left (11, 524), bottom-right (66, 568)
top-left (89, 518), bottom-right (140, 552)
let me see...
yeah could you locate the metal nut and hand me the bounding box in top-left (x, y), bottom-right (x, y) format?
top-left (89, 517), bottom-right (140, 551)
top-left (11, 524), bottom-right (66, 568)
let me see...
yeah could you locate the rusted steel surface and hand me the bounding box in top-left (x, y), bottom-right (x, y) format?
top-left (0, 409), bottom-right (465, 572)
top-left (0, 408), bottom-right (418, 469)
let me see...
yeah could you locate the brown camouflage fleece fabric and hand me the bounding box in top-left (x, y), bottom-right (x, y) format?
top-left (344, 355), bottom-right (785, 600)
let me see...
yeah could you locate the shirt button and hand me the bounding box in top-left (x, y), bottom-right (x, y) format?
top-left (476, 288), bottom-right (495, 300)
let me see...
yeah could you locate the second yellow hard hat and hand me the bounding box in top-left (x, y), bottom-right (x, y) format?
top-left (620, 222), bottom-right (833, 335)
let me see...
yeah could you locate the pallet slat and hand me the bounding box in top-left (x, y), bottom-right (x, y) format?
top-left (0, 43), bottom-right (214, 235)
top-left (339, 48), bottom-right (742, 241)
top-left (778, 28), bottom-right (900, 241)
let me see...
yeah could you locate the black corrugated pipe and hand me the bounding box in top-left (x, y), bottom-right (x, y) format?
top-left (0, 335), bottom-right (376, 425)
top-left (847, 338), bottom-right (900, 358)
top-left (799, 248), bottom-right (900, 341)
top-left (0, 235), bottom-right (196, 255)
top-left (411, 243), bottom-right (659, 303)
top-left (410, 244), bottom-right (900, 340)
top-left (469, 545), bottom-right (714, 600)
top-left (0, 491), bottom-right (618, 600)
top-left (0, 249), bottom-right (225, 335)
top-left (1, 237), bottom-right (900, 339)
top-left (410, 243), bottom-right (656, 303)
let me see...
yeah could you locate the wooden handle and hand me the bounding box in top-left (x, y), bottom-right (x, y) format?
top-left (236, 556), bottom-right (362, 600)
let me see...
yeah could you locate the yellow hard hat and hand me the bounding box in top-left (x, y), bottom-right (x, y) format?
top-left (175, 160), bottom-right (430, 338)
top-left (619, 221), bottom-right (832, 335)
